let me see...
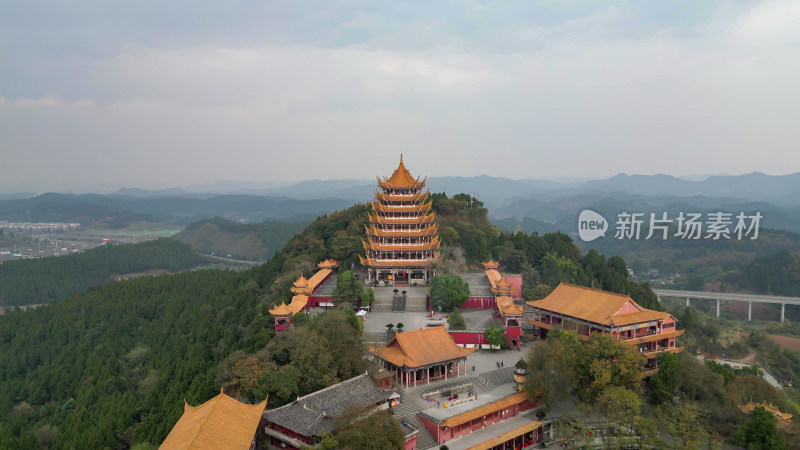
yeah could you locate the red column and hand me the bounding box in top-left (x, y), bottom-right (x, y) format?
top-left (414, 370), bottom-right (417, 387)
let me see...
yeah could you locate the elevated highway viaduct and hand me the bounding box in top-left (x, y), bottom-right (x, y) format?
top-left (653, 289), bottom-right (800, 323)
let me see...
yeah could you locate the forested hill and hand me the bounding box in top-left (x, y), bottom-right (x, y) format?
top-left (0, 195), bottom-right (662, 448)
top-left (174, 217), bottom-right (307, 261)
top-left (0, 239), bottom-right (207, 307)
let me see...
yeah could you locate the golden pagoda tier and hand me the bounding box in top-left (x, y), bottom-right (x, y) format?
top-left (361, 156), bottom-right (440, 285)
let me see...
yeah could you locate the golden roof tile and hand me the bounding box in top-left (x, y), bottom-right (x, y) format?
top-left (160, 391), bottom-right (267, 450)
top-left (482, 260), bottom-right (500, 269)
top-left (377, 155), bottom-right (426, 190)
top-left (497, 296), bottom-right (524, 316)
top-left (441, 393), bottom-right (529, 427)
top-left (268, 302), bottom-right (294, 317)
top-left (525, 282), bottom-right (638, 326)
top-left (369, 326), bottom-right (474, 368)
top-left (316, 258), bottom-right (339, 269)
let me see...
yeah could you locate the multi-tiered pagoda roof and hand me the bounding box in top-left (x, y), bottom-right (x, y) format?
top-left (360, 156), bottom-right (440, 284)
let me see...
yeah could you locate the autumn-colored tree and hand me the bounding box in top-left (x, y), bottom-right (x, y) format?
top-left (331, 405), bottom-right (405, 450)
top-left (231, 356), bottom-right (267, 402)
top-left (574, 333), bottom-right (645, 401)
top-left (594, 386), bottom-right (642, 449)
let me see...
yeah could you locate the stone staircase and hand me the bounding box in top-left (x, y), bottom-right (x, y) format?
top-left (404, 295), bottom-right (428, 312)
top-left (371, 295), bottom-right (394, 312)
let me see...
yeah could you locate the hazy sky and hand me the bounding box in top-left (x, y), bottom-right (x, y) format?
top-left (2, 1), bottom-right (799, 192)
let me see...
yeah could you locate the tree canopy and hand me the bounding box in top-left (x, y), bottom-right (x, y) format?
top-left (429, 275), bottom-right (470, 312)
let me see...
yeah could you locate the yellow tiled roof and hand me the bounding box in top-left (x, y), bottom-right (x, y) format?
top-left (497, 296), bottom-right (524, 316)
top-left (160, 391), bottom-right (267, 450)
top-left (441, 393), bottom-right (529, 427)
top-left (738, 401), bottom-right (793, 423)
top-left (377, 156), bottom-right (426, 189)
top-left (485, 269), bottom-right (503, 289)
top-left (526, 282), bottom-right (637, 326)
top-left (369, 326), bottom-right (474, 368)
top-left (611, 310), bottom-right (670, 326)
top-left (316, 258), bottom-right (340, 269)
top-left (482, 260), bottom-right (500, 269)
top-left (466, 419), bottom-right (543, 450)
top-left (292, 275), bottom-right (308, 288)
top-left (268, 302), bottom-right (294, 316)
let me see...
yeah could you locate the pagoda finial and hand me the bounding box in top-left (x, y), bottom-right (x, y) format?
top-left (400, 153), bottom-right (403, 164)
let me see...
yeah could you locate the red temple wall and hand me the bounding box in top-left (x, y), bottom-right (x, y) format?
top-left (449, 331), bottom-right (489, 346)
top-left (505, 275), bottom-right (523, 299)
top-left (461, 297), bottom-right (496, 309)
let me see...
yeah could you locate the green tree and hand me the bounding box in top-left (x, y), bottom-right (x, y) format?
top-left (658, 401), bottom-right (707, 450)
top-left (332, 405), bottom-right (405, 450)
top-left (362, 288), bottom-right (375, 307)
top-left (733, 406), bottom-right (787, 450)
top-left (447, 308), bottom-right (466, 331)
top-left (524, 339), bottom-right (576, 410)
top-left (523, 283), bottom-right (553, 301)
top-left (540, 252), bottom-right (580, 286)
top-left (429, 275), bottom-right (470, 312)
top-left (574, 334), bottom-right (645, 401)
top-left (594, 386), bottom-right (642, 449)
top-left (484, 325), bottom-right (505, 350)
top-left (332, 270), bottom-right (364, 305)
top-left (648, 352), bottom-right (681, 405)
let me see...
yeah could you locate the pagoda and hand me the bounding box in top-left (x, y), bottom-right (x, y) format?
top-left (360, 156), bottom-right (440, 285)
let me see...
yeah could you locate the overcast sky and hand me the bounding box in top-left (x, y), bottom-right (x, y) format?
top-left (2, 1), bottom-right (799, 192)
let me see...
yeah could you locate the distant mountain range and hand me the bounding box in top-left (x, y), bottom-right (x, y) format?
top-left (1, 172), bottom-right (798, 233)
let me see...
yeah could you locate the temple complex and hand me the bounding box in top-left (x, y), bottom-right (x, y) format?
top-left (369, 326), bottom-right (474, 388)
top-left (360, 156), bottom-right (440, 286)
top-left (161, 390), bottom-right (267, 450)
top-left (526, 282), bottom-right (683, 375)
top-left (268, 259), bottom-right (338, 333)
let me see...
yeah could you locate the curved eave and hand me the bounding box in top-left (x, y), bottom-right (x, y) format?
top-left (368, 211), bottom-right (436, 225)
top-left (375, 189), bottom-right (430, 203)
top-left (366, 223), bottom-right (439, 238)
top-left (361, 253), bottom-right (441, 268)
top-left (364, 237), bottom-right (441, 252)
top-left (371, 201), bottom-right (432, 214)
top-left (377, 176), bottom-right (427, 191)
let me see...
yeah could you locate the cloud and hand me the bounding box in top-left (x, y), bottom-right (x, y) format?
top-left (1, 1), bottom-right (799, 191)
top-left (733, 0), bottom-right (800, 46)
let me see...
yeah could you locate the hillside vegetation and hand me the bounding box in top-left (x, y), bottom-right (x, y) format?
top-left (0, 239), bottom-right (207, 307)
top-left (174, 217), bottom-right (307, 260)
top-left (0, 195), bottom-right (666, 448)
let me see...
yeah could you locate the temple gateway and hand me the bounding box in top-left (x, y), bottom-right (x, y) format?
top-left (360, 156), bottom-right (440, 285)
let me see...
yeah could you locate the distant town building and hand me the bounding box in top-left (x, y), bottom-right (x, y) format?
top-left (526, 282), bottom-right (683, 375)
top-left (360, 156), bottom-right (440, 285)
top-left (161, 390), bottom-right (267, 450)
